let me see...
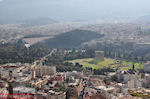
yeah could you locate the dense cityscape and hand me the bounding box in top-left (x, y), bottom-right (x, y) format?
top-left (1, 0), bottom-right (150, 99)
top-left (1, 48), bottom-right (150, 99)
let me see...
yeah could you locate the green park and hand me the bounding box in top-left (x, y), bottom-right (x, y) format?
top-left (67, 58), bottom-right (144, 70)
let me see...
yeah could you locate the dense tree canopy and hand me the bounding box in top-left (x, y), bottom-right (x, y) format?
top-left (0, 41), bottom-right (51, 64)
top-left (44, 30), bottom-right (104, 49)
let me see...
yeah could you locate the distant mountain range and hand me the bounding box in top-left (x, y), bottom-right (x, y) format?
top-left (138, 15), bottom-right (150, 22)
top-left (0, 17), bottom-right (57, 25)
top-left (1, 15), bottom-right (150, 25)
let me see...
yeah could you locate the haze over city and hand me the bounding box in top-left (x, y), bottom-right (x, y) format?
top-left (0, 0), bottom-right (150, 21)
top-left (1, 0), bottom-right (150, 99)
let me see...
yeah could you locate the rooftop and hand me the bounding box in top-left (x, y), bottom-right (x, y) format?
top-left (13, 86), bottom-right (36, 94)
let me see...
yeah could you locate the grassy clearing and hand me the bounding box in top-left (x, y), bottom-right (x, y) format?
top-left (67, 58), bottom-right (144, 70)
top-left (129, 91), bottom-right (150, 98)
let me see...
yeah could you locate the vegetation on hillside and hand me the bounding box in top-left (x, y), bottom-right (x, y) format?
top-left (84, 42), bottom-right (150, 63)
top-left (0, 41), bottom-right (51, 64)
top-left (129, 90), bottom-right (150, 98)
top-left (43, 30), bottom-right (104, 49)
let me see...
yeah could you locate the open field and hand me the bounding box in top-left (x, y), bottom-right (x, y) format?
top-left (23, 36), bottom-right (52, 45)
top-left (67, 58), bottom-right (144, 70)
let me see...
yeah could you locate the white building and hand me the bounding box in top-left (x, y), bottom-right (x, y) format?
top-left (0, 65), bottom-right (24, 79)
top-left (13, 86), bottom-right (36, 98)
top-left (13, 86), bottom-right (36, 94)
top-left (116, 70), bottom-right (143, 88)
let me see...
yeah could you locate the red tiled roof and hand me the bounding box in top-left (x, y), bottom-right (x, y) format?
top-left (49, 76), bottom-right (63, 81)
top-left (3, 65), bottom-right (22, 69)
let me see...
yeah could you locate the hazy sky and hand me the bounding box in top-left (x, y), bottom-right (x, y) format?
top-left (0, 0), bottom-right (150, 21)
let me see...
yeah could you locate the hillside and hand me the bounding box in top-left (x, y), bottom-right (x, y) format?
top-left (43, 30), bottom-right (104, 49)
top-left (137, 15), bottom-right (150, 22)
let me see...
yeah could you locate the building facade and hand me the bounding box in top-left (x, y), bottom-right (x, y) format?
top-left (94, 51), bottom-right (104, 61)
top-left (36, 66), bottom-right (56, 77)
